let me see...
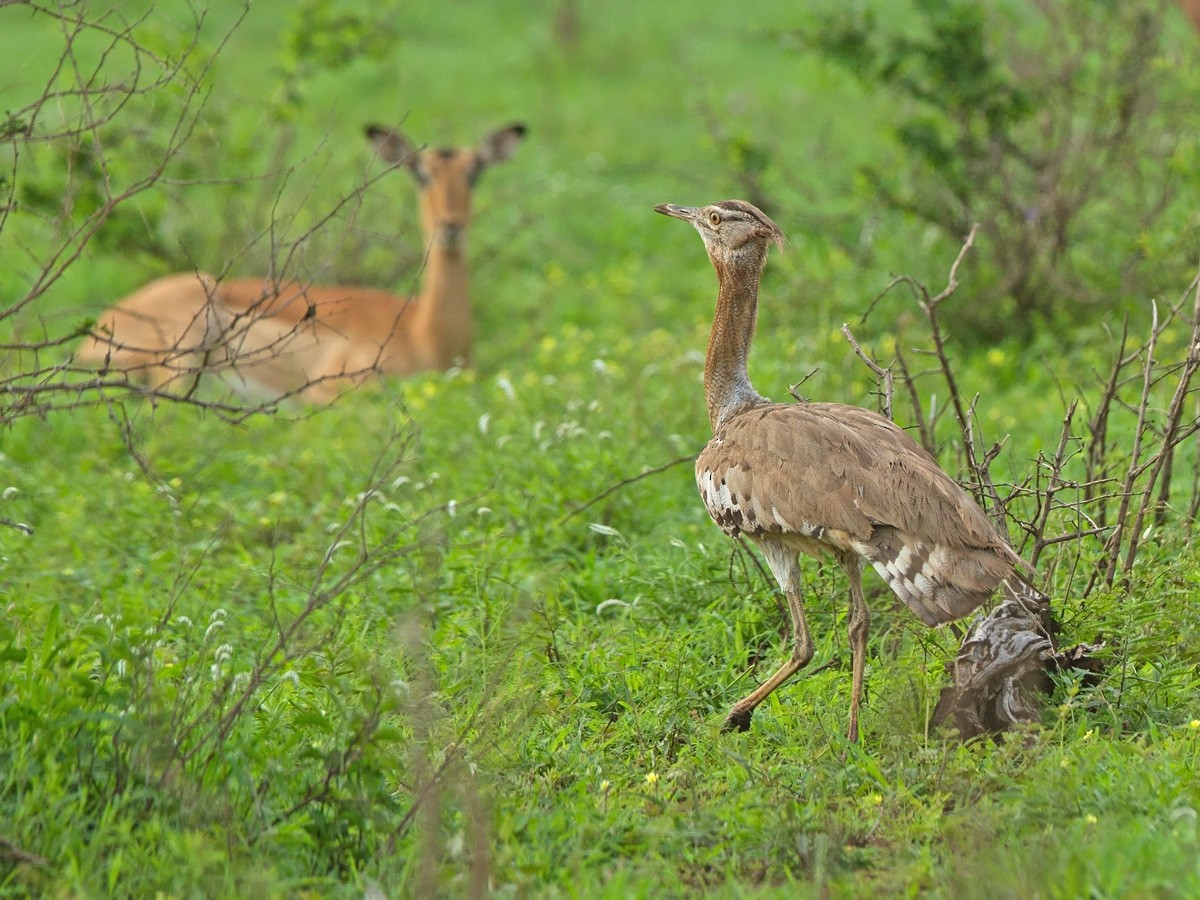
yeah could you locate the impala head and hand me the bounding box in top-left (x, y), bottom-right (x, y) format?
top-left (655, 199), bottom-right (785, 274)
top-left (366, 122), bottom-right (526, 250)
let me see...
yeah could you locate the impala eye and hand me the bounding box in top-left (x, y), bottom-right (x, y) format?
top-left (709, 211), bottom-right (722, 226)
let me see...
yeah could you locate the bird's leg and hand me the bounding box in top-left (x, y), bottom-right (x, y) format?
top-left (723, 584), bottom-right (814, 733)
top-left (841, 552), bottom-right (871, 743)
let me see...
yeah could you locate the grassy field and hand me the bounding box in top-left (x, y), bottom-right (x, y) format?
top-left (4, 1), bottom-right (1200, 896)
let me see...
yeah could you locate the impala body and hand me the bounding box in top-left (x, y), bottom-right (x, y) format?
top-left (75, 123), bottom-right (526, 403)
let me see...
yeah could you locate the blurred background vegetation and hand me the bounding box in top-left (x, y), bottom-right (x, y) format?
top-left (3, 0), bottom-right (1200, 896)
top-left (6, 0), bottom-right (1197, 354)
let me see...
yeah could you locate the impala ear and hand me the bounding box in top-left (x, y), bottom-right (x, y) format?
top-left (475, 123), bottom-right (527, 167)
top-left (365, 124), bottom-right (419, 168)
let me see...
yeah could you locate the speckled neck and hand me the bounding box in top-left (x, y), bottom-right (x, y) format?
top-left (704, 243), bottom-right (769, 432)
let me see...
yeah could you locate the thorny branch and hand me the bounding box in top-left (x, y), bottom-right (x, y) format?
top-left (1, 2), bottom-right (420, 427)
top-left (559, 454), bottom-right (696, 525)
top-left (846, 235), bottom-right (1200, 736)
top-left (1119, 273), bottom-right (1200, 581)
top-left (840, 323), bottom-right (894, 421)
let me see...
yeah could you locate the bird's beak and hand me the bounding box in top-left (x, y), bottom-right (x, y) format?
top-left (654, 203), bottom-right (696, 221)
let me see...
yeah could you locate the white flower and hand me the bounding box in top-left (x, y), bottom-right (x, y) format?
top-left (596, 598), bottom-right (630, 614)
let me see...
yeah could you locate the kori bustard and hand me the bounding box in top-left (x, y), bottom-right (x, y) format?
top-left (655, 199), bottom-right (1044, 741)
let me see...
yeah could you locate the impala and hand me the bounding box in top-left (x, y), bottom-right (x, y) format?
top-left (75, 122), bottom-right (527, 403)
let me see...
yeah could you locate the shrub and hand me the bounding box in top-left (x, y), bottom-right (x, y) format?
top-left (801, 0), bottom-right (1200, 337)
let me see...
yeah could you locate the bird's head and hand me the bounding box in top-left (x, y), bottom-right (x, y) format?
top-left (654, 199), bottom-right (785, 269)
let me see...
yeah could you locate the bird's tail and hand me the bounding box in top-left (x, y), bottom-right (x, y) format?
top-left (867, 528), bottom-right (1015, 627)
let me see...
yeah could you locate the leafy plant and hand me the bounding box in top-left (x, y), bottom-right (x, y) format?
top-left (801, 0), bottom-right (1200, 336)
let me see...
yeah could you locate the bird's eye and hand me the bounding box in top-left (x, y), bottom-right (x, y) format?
top-left (709, 211), bottom-right (722, 226)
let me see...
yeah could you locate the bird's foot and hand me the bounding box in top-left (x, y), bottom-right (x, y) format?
top-left (722, 708), bottom-right (753, 733)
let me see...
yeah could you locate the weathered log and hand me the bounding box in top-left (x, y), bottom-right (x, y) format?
top-left (933, 593), bottom-right (1104, 739)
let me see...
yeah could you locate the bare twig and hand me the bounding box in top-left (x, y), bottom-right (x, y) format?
top-left (787, 367), bottom-right (822, 401)
top-left (841, 323), bottom-right (894, 420)
top-left (1122, 273), bottom-right (1200, 577)
top-left (893, 342), bottom-right (935, 453)
top-left (1100, 300), bottom-right (1160, 587)
top-left (1029, 401), bottom-right (1079, 568)
top-left (558, 454), bottom-right (696, 524)
top-left (0, 834), bottom-right (50, 868)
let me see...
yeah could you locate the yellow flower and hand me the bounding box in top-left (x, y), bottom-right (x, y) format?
top-left (1189, 720), bottom-right (1200, 730)
top-left (644, 772), bottom-right (659, 787)
top-left (1085, 814), bottom-right (1098, 825)
top-left (599, 780), bottom-right (611, 793)
top-left (986, 347), bottom-right (1007, 367)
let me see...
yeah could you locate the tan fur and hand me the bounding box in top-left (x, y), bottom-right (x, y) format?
top-left (1180, 0), bottom-right (1200, 32)
top-left (74, 272), bottom-right (227, 393)
top-left (75, 123), bottom-right (526, 403)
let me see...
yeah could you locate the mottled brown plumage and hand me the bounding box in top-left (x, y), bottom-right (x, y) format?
top-left (655, 199), bottom-right (1038, 741)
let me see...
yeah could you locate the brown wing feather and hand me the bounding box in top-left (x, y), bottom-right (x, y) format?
top-left (696, 402), bottom-right (1020, 625)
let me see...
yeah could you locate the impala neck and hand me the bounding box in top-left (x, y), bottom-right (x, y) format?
top-left (704, 245), bottom-right (769, 432)
top-left (414, 227), bottom-right (472, 365)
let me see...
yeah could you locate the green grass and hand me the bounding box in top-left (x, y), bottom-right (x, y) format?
top-left (4, 0), bottom-right (1200, 896)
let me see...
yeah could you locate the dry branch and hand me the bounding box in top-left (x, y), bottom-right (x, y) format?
top-left (851, 226), bottom-right (1122, 738)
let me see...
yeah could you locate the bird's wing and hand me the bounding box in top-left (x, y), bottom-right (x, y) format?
top-left (702, 403), bottom-right (1003, 546)
top-left (696, 402), bottom-right (877, 544)
top-left (697, 402), bottom-right (1020, 625)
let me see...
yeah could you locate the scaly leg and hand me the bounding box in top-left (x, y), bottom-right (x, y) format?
top-left (724, 547), bottom-right (814, 732)
top-left (841, 552), bottom-right (871, 743)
